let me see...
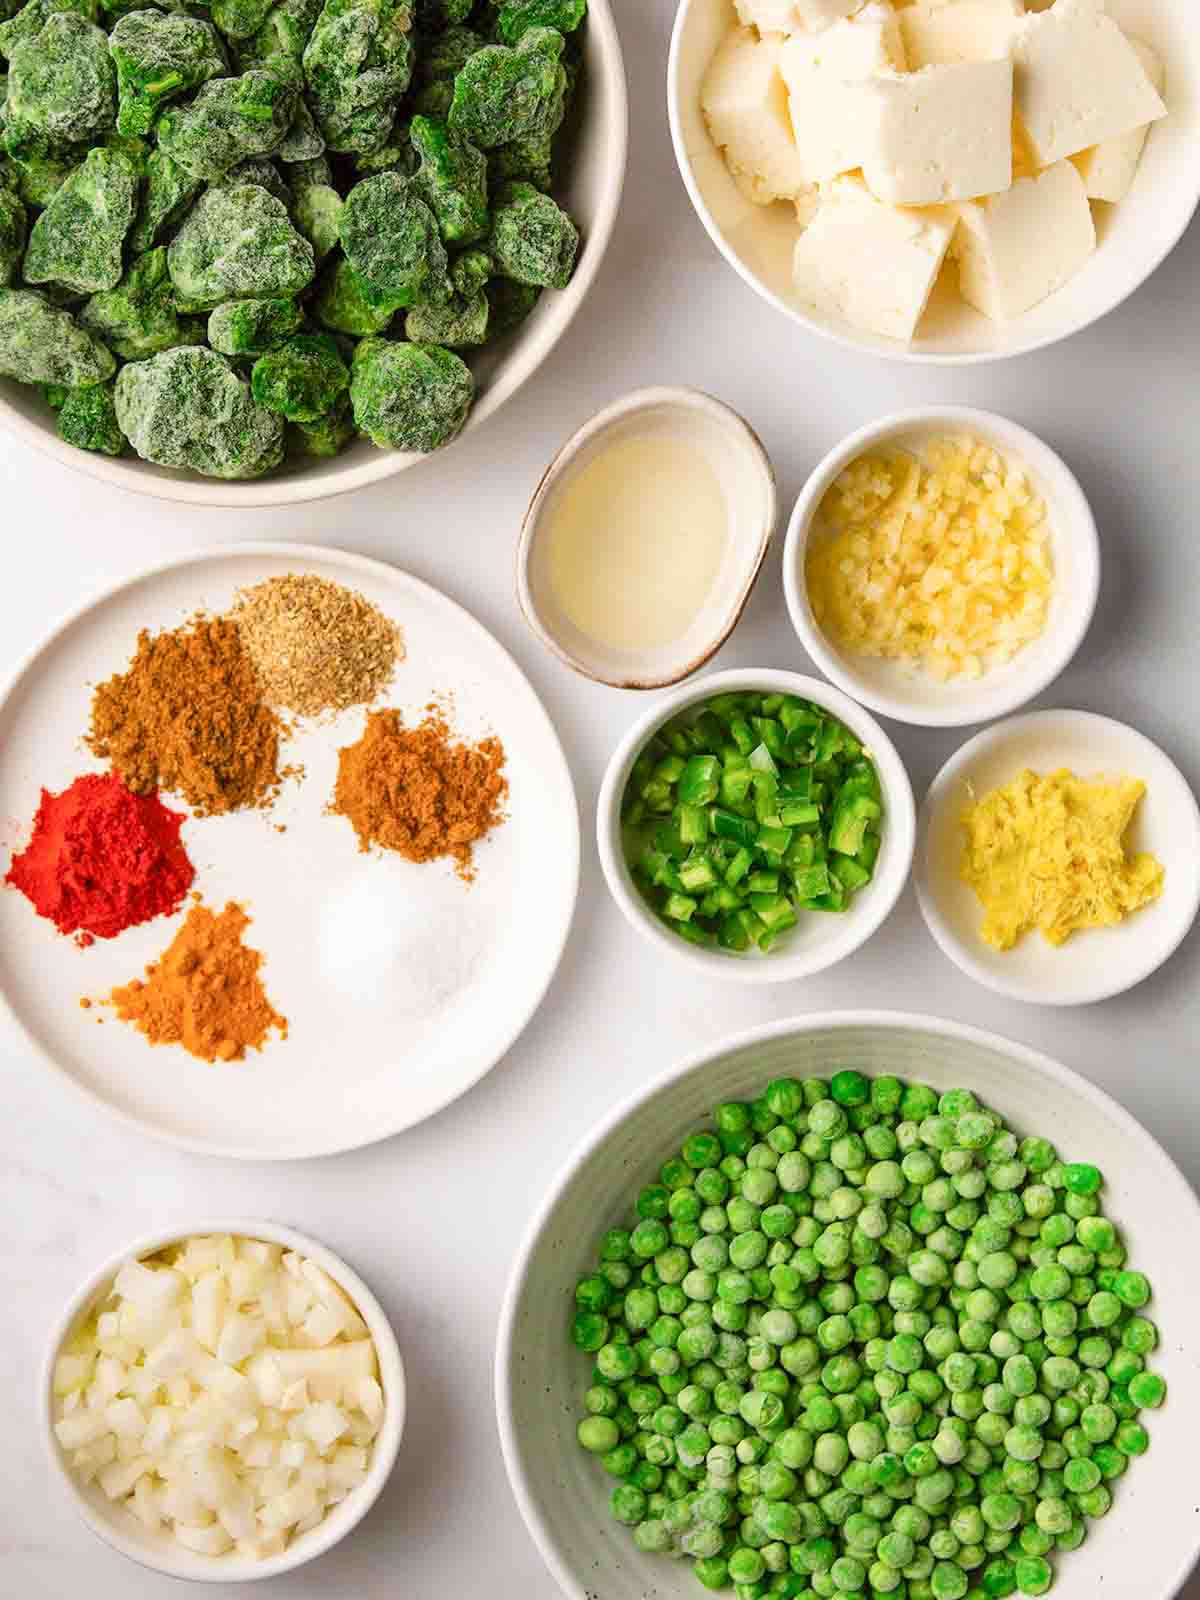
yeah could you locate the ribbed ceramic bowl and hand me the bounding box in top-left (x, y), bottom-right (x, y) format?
top-left (0, 4), bottom-right (628, 507)
top-left (497, 1012), bottom-right (1200, 1600)
top-left (43, 1219), bottom-right (405, 1583)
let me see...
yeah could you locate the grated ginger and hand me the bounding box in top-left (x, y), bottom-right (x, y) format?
top-left (805, 435), bottom-right (1053, 681)
top-left (959, 768), bottom-right (1164, 950)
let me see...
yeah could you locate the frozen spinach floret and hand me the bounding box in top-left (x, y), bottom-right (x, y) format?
top-left (23, 147), bottom-right (136, 292)
top-left (0, 180), bottom-right (24, 282)
top-left (417, 22), bottom-right (478, 81)
top-left (339, 170), bottom-right (448, 308)
top-left (207, 291), bottom-right (301, 352)
top-left (350, 333), bottom-right (470, 450)
top-left (210, 0), bottom-right (274, 40)
top-left (411, 76), bottom-right (450, 120)
top-left (127, 146), bottom-right (200, 251)
top-left (447, 25), bottom-right (563, 149)
top-left (487, 126), bottom-right (551, 190)
top-left (0, 286), bottom-right (115, 383)
top-left (277, 92), bottom-right (323, 160)
top-left (115, 343), bottom-right (284, 475)
top-left (108, 10), bottom-right (227, 137)
top-left (167, 180), bottom-right (314, 302)
top-left (405, 241), bottom-right (487, 344)
top-left (235, 0), bottom-right (319, 66)
top-left (39, 379), bottom-right (69, 405)
top-left (496, 0), bottom-right (582, 45)
top-left (349, 119), bottom-right (414, 176)
top-left (283, 150), bottom-right (330, 187)
top-left (156, 68), bottom-right (297, 178)
top-left (489, 176), bottom-right (575, 286)
top-left (415, 0), bottom-right (469, 29)
top-left (215, 152), bottom-right (291, 204)
top-left (58, 376), bottom-right (123, 451)
top-left (287, 386), bottom-right (351, 454)
top-left (293, 178), bottom-right (340, 257)
top-left (311, 251), bottom-right (392, 333)
top-left (0, 0), bottom-right (100, 61)
top-left (4, 129), bottom-right (81, 205)
top-left (485, 270), bottom-right (536, 334)
top-left (250, 327), bottom-right (346, 418)
top-left (6, 12), bottom-right (115, 143)
top-left (78, 244), bottom-right (184, 355)
top-left (302, 0), bottom-right (413, 154)
top-left (410, 113), bottom-right (487, 244)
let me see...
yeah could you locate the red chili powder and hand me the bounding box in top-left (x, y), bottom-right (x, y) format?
top-left (5, 773), bottom-right (195, 945)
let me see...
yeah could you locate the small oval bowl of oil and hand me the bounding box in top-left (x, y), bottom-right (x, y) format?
top-left (517, 387), bottom-right (777, 689)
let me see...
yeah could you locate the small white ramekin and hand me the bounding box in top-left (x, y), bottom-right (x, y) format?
top-left (596, 667), bottom-right (915, 983)
top-left (517, 386), bottom-right (777, 689)
top-left (782, 406), bottom-right (1101, 729)
top-left (41, 1219), bottom-right (405, 1583)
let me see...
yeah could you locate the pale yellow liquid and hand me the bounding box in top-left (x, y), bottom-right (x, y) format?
top-left (546, 433), bottom-right (728, 652)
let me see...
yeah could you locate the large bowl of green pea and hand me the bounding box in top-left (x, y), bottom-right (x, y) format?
top-left (597, 670), bottom-right (916, 983)
top-left (496, 1012), bottom-right (1200, 1600)
top-left (0, 0), bottom-right (628, 506)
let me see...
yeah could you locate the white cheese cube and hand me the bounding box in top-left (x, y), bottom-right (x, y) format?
top-left (791, 175), bottom-right (956, 341)
top-left (1073, 36), bottom-right (1164, 203)
top-left (702, 28), bottom-right (811, 204)
top-left (953, 158), bottom-right (1095, 320)
top-left (1012, 0), bottom-right (1166, 167)
top-left (899, 0), bottom-right (1024, 68)
top-left (862, 60), bottom-right (1013, 205)
top-left (780, 5), bottom-right (905, 184)
top-left (735, 0), bottom-right (865, 31)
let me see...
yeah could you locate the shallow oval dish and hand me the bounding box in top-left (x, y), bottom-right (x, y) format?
top-left (783, 406), bottom-right (1100, 728)
top-left (596, 667), bottom-right (915, 982)
top-left (497, 1010), bottom-right (1200, 1600)
top-left (42, 1219), bottom-right (405, 1583)
top-left (917, 708), bottom-right (1200, 1005)
top-left (0, 2), bottom-right (628, 508)
top-left (668, 0), bottom-right (1200, 363)
top-left (517, 388), bottom-right (777, 688)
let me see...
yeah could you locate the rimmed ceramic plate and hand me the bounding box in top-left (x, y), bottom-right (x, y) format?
top-left (0, 543), bottom-right (579, 1159)
top-left (916, 709), bottom-right (1200, 1006)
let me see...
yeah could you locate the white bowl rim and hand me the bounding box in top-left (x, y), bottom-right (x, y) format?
top-left (665, 0), bottom-right (1200, 367)
top-left (0, 0), bottom-right (629, 508)
top-left (781, 405), bottom-right (1101, 729)
top-left (0, 539), bottom-right (581, 1160)
top-left (595, 666), bottom-right (916, 983)
top-left (915, 707), bottom-right (1200, 1006)
top-left (516, 385), bottom-right (779, 688)
top-left (494, 1007), bottom-right (1200, 1600)
top-left (42, 1217), bottom-right (406, 1584)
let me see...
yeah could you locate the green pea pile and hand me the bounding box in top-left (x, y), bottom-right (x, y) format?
top-left (570, 1073), bottom-right (1165, 1600)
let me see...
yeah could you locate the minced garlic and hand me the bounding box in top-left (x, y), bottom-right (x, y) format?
top-left (959, 768), bottom-right (1164, 950)
top-left (806, 435), bottom-right (1053, 681)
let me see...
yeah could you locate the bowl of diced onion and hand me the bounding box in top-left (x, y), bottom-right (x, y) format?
top-left (42, 1220), bottom-right (405, 1582)
top-left (782, 406), bottom-right (1100, 728)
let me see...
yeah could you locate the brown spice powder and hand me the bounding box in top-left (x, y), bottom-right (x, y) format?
top-left (331, 707), bottom-right (508, 880)
top-left (87, 617), bottom-right (285, 817)
top-left (103, 900), bottom-right (288, 1063)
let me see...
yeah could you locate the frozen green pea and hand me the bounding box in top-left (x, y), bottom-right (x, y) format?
top-left (1127, 1371), bottom-right (1165, 1409)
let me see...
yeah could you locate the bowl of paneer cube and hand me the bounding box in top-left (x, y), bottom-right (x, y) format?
top-left (669, 0), bottom-right (1199, 361)
top-left (0, 0), bottom-right (628, 503)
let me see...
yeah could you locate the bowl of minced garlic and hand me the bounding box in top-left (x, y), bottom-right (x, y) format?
top-left (916, 710), bottom-right (1200, 1007)
top-left (784, 407), bottom-right (1100, 728)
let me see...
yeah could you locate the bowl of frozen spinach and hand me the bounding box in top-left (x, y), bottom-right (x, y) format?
top-left (0, 0), bottom-right (628, 504)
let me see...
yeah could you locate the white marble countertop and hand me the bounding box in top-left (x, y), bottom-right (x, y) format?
top-left (2, 2), bottom-right (1199, 1595)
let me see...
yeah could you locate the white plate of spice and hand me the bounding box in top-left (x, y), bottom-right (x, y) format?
top-left (0, 543), bottom-right (579, 1159)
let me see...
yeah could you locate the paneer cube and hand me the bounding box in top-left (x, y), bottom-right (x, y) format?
top-left (780, 4), bottom-right (905, 183)
top-left (862, 60), bottom-right (1013, 205)
top-left (1073, 36), bottom-right (1164, 203)
top-left (791, 175), bottom-right (956, 341)
top-left (953, 158), bottom-right (1095, 320)
top-left (702, 28), bottom-right (811, 204)
top-left (735, 0), bottom-right (866, 30)
top-left (899, 0), bottom-right (1024, 68)
top-left (1012, 0), bottom-right (1166, 167)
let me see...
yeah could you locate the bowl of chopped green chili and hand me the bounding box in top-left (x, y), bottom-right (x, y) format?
top-left (598, 670), bottom-right (915, 982)
top-left (497, 1011), bottom-right (1200, 1600)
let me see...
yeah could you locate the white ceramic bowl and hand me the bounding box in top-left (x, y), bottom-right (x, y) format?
top-left (497, 1010), bottom-right (1200, 1600)
top-left (667, 0), bottom-right (1200, 363)
top-left (42, 1220), bottom-right (406, 1582)
top-left (596, 667), bottom-right (915, 982)
top-left (917, 709), bottom-right (1200, 1005)
top-left (782, 406), bottom-right (1100, 728)
top-left (0, 8), bottom-right (628, 508)
top-left (517, 386), bottom-right (777, 688)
